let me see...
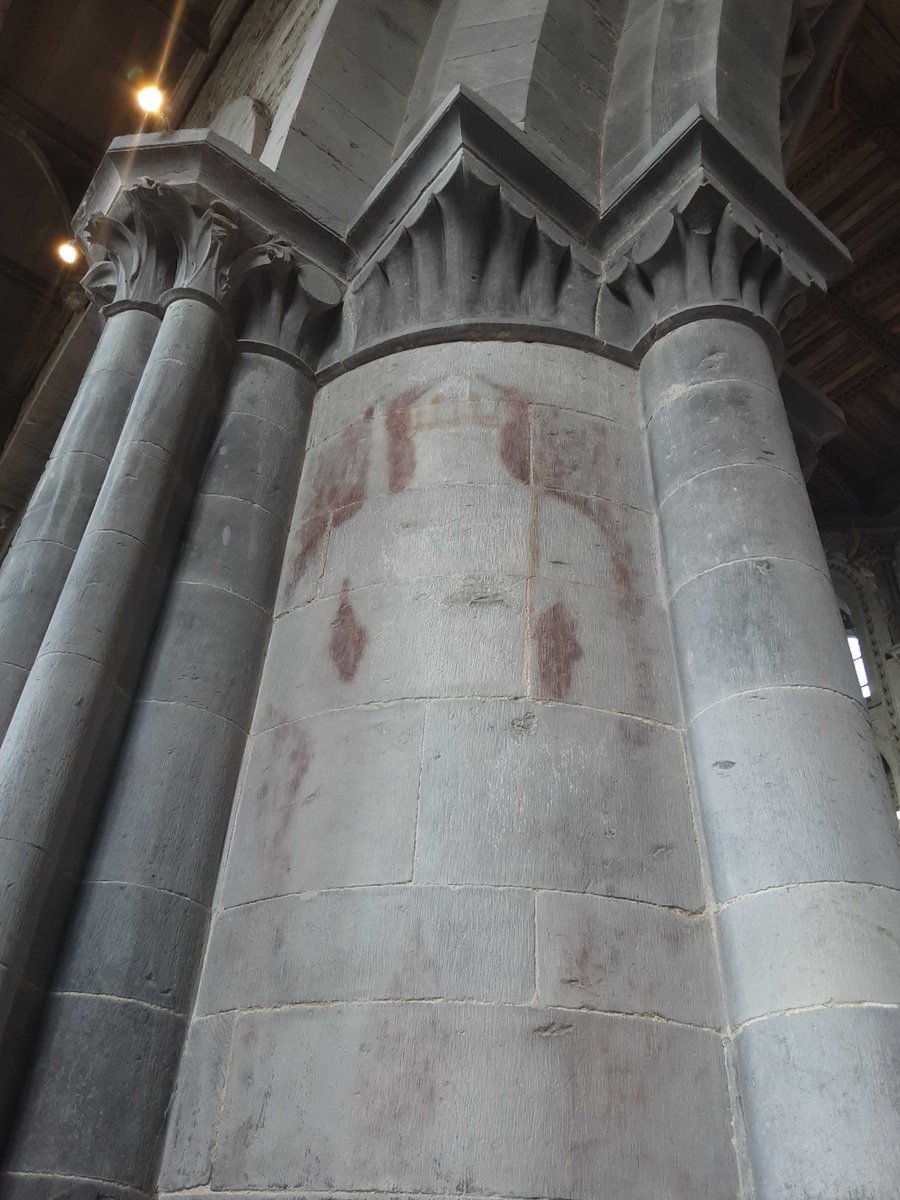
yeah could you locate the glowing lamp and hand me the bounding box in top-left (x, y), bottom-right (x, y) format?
top-left (136, 85), bottom-right (164, 114)
top-left (57, 241), bottom-right (79, 265)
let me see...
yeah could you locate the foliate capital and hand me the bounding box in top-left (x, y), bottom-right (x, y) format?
top-left (597, 183), bottom-right (814, 355)
top-left (80, 182), bottom-right (174, 312)
top-left (222, 238), bottom-right (343, 366)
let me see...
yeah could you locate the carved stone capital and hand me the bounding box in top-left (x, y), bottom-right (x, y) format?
top-left (80, 183), bottom-right (174, 313)
top-left (133, 181), bottom-right (241, 307)
top-left (326, 155), bottom-right (600, 367)
top-left (598, 182), bottom-right (816, 355)
top-left (223, 238), bottom-right (343, 368)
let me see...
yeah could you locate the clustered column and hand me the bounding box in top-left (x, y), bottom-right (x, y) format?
top-left (0, 182), bottom-right (240, 1124)
top-left (614, 191), bottom-right (900, 1198)
top-left (2, 241), bottom-right (340, 1195)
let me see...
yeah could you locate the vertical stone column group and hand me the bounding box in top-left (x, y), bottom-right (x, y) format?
top-left (0, 189), bottom-right (341, 1194)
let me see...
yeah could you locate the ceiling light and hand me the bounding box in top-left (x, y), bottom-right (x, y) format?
top-left (136, 85), bottom-right (164, 115)
top-left (57, 241), bottom-right (79, 265)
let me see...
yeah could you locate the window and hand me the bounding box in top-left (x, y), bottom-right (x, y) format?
top-left (842, 612), bottom-right (871, 699)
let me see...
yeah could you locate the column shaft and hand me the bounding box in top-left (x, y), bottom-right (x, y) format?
top-left (3, 350), bottom-right (311, 1195)
top-left (642, 317), bottom-right (900, 1198)
top-left (0, 307), bottom-right (159, 740)
top-left (0, 296), bottom-right (233, 1126)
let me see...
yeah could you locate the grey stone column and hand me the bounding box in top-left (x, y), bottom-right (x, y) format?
top-left (0, 185), bottom-right (241, 1129)
top-left (156, 161), bottom-right (739, 1200)
top-left (1, 242), bottom-right (340, 1198)
top-left (0, 193), bottom-right (170, 741)
top-left (613, 189), bottom-right (900, 1197)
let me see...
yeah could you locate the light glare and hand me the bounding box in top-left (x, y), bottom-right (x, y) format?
top-left (137, 85), bottom-right (164, 114)
top-left (57, 241), bottom-right (78, 265)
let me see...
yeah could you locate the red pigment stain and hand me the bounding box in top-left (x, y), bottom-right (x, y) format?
top-left (287, 419), bottom-right (372, 596)
top-left (386, 386), bottom-right (427, 493)
top-left (329, 580), bottom-right (367, 681)
top-left (535, 600), bottom-right (583, 699)
top-left (478, 380), bottom-right (532, 485)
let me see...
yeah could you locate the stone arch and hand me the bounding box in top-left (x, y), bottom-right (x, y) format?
top-left (260, 0), bottom-right (443, 231)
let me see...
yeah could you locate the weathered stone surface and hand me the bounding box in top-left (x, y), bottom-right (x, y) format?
top-left (0, 839), bottom-right (53, 977)
top-left (86, 699), bottom-right (245, 901)
top-left (647, 379), bottom-right (802, 504)
top-left (529, 578), bottom-right (679, 723)
top-left (691, 688), bottom-right (900, 901)
top-left (256, 577), bottom-right (526, 726)
top-left (53, 880), bottom-right (207, 1013)
top-left (537, 488), bottom-right (661, 597)
top-left (719, 882), bottom-right (900, 1025)
top-left (13, 451), bottom-right (109, 550)
top-left (213, 1003), bottom-right (737, 1197)
top-left (157, 1012), bottom-right (235, 1193)
top-left (180, 491), bottom-right (285, 610)
top-left (672, 557), bottom-right (859, 719)
top-left (220, 703), bottom-right (423, 907)
top-left (140, 580), bottom-right (268, 728)
top-left (322, 483), bottom-right (532, 596)
top-left (198, 885), bottom-right (534, 1014)
top-left (203, 408), bottom-right (301, 513)
top-left (0, 539), bottom-right (75, 668)
top-left (533, 404), bottom-right (652, 511)
top-left (660, 463), bottom-right (827, 595)
top-left (417, 699), bottom-right (703, 908)
top-left (5, 992), bottom-right (184, 1191)
top-left (1, 1174), bottom-right (149, 1200)
top-left (736, 1007), bottom-right (900, 1200)
top-left (536, 890), bottom-right (723, 1027)
top-left (312, 342), bottom-right (640, 447)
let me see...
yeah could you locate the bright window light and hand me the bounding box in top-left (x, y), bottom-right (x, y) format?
top-left (846, 633), bottom-right (871, 699)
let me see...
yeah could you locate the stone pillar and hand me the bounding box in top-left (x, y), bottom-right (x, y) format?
top-left (607, 186), bottom-right (900, 1197)
top-left (0, 192), bottom-right (168, 741)
top-left (157, 159), bottom-right (739, 1200)
top-left (0, 184), bottom-right (240, 1126)
top-left (2, 243), bottom-right (341, 1197)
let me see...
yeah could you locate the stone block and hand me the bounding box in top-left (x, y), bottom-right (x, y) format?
top-left (647, 379), bottom-right (802, 503)
top-left (212, 1002), bottom-right (737, 1197)
top-left (225, 351), bottom-right (313, 435)
top-left (417, 699), bottom-right (703, 908)
top-left (202, 408), bottom-right (301, 514)
top-left (536, 891), bottom-right (723, 1027)
top-left (0, 839), bottom-right (53, 977)
top-left (13, 451), bottom-right (109, 550)
top-left (53, 880), bottom-right (207, 1013)
top-left (533, 405), bottom-right (652, 511)
top-left (0, 539), bottom-right (75, 668)
top-left (736, 1007), bottom-right (900, 1200)
top-left (276, 514), bottom-right (325, 614)
top-left (690, 687), bottom-right (900, 900)
top-left (5, 992), bottom-right (184, 1191)
top-left (660, 463), bottom-right (828, 595)
top-left (256, 577), bottom-right (526, 725)
top-left (220, 703), bottom-right (423, 907)
top-left (0, 1173), bottom-right (149, 1200)
top-left (641, 319), bottom-right (780, 419)
top-left (197, 885), bottom-right (534, 1014)
top-left (157, 1012), bottom-right (235, 1193)
top-left (290, 80), bottom-right (393, 188)
top-left (537, 488), bottom-right (660, 597)
top-left (719, 882), bottom-right (900, 1025)
top-left (529, 578), bottom-right (680, 723)
top-left (141, 580), bottom-right (269, 728)
top-left (86, 699), bottom-right (245, 902)
top-left (449, 11), bottom-right (546, 59)
top-left (322, 482), bottom-right (532, 596)
top-left (180, 491), bottom-right (286, 610)
top-left (673, 557), bottom-right (860, 718)
top-left (0, 660), bottom-right (26, 739)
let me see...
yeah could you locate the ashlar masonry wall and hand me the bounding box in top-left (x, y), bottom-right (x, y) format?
top-left (158, 340), bottom-right (739, 1199)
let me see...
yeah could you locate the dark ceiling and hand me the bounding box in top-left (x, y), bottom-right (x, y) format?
top-left (789, 0), bottom-right (900, 526)
top-left (0, 0), bottom-right (232, 444)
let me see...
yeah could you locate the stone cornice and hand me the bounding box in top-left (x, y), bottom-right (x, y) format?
top-left (74, 91), bottom-right (855, 372)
